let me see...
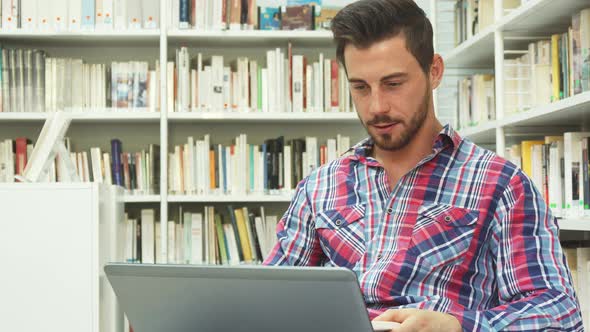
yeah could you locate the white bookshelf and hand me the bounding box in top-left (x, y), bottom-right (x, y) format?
top-left (1, 0), bottom-right (588, 258)
top-left (442, 24), bottom-right (496, 68)
top-left (0, 112), bottom-right (47, 121)
top-left (436, 0), bottom-right (590, 235)
top-left (0, 0), bottom-right (368, 261)
top-left (499, 91), bottom-right (590, 128)
top-left (443, 0), bottom-right (590, 68)
top-left (167, 29), bottom-right (333, 46)
top-left (168, 194), bottom-right (293, 203)
top-left (0, 30), bottom-right (161, 46)
top-left (67, 111), bottom-right (162, 123)
top-left (123, 194), bottom-right (162, 203)
top-left (168, 111), bottom-right (358, 123)
top-left (499, 0), bottom-right (589, 33)
top-left (458, 91), bottom-right (590, 140)
top-left (459, 120), bottom-right (498, 143)
top-left (559, 219), bottom-right (590, 232)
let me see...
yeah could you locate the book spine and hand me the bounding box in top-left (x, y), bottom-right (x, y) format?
top-left (81, 0), bottom-right (95, 30)
top-left (111, 139), bottom-right (123, 186)
top-left (2, 0), bottom-right (19, 30)
top-left (114, 0), bottom-right (127, 30)
top-left (179, 0), bottom-right (190, 29)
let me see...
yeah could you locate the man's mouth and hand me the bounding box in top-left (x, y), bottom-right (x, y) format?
top-left (371, 122), bottom-right (399, 132)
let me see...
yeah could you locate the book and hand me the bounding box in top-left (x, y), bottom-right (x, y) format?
top-left (81, 0), bottom-right (95, 30)
top-left (226, 205), bottom-right (244, 262)
top-left (141, 209), bottom-right (155, 264)
top-left (281, 5), bottom-right (314, 31)
top-left (258, 7), bottom-right (280, 30)
top-left (111, 139), bottom-right (123, 186)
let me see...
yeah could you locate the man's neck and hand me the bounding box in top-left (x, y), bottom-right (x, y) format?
top-left (373, 115), bottom-right (443, 189)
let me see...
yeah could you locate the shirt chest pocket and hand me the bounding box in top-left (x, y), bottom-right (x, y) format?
top-left (408, 203), bottom-right (479, 269)
top-left (315, 204), bottom-right (366, 268)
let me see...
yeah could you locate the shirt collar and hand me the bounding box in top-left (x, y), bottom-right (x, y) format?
top-left (345, 124), bottom-right (462, 165)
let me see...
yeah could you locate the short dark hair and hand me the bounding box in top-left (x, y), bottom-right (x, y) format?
top-left (331, 0), bottom-right (434, 75)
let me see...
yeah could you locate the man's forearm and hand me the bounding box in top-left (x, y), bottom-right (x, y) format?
top-left (449, 289), bottom-right (582, 331)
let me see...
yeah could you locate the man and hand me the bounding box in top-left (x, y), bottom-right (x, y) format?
top-left (263, 0), bottom-right (583, 331)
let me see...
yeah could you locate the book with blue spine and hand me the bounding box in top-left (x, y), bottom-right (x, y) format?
top-left (81, 0), bottom-right (96, 30)
top-left (111, 139), bottom-right (123, 186)
top-left (258, 7), bottom-right (281, 30)
top-left (179, 0), bottom-right (191, 28)
top-left (261, 143), bottom-right (268, 191)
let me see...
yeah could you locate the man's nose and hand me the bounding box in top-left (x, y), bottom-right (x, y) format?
top-left (369, 89), bottom-right (390, 115)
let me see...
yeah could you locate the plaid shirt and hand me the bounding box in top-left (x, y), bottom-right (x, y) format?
top-left (264, 125), bottom-right (583, 331)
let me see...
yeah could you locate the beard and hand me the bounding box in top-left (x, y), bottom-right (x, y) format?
top-left (361, 87), bottom-right (430, 151)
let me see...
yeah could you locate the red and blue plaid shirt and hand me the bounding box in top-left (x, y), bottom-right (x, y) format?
top-left (264, 125), bottom-right (583, 331)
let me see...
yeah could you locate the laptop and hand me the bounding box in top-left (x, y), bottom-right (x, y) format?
top-left (104, 263), bottom-right (400, 332)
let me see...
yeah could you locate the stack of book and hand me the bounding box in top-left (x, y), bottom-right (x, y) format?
top-left (456, 74), bottom-right (495, 129)
top-left (168, 133), bottom-right (351, 195)
top-left (503, 7), bottom-right (590, 115)
top-left (171, 0), bottom-right (342, 31)
top-left (172, 46), bottom-right (352, 113)
top-left (124, 205), bottom-right (279, 265)
top-left (2, 0), bottom-right (159, 31)
top-left (505, 132), bottom-right (590, 219)
top-left (0, 47), bottom-right (161, 113)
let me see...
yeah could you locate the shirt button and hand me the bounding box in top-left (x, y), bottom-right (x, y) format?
top-left (444, 215), bottom-right (452, 222)
top-left (377, 254), bottom-right (383, 260)
top-left (335, 219), bottom-right (343, 226)
top-left (386, 208), bottom-right (393, 214)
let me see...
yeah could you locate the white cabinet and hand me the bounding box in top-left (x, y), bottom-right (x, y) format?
top-left (0, 183), bottom-right (124, 332)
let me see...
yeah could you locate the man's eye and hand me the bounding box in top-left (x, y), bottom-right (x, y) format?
top-left (353, 85), bottom-right (367, 91)
top-left (386, 82), bottom-right (401, 87)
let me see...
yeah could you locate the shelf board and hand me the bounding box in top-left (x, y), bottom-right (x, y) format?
top-left (0, 112), bottom-right (47, 121)
top-left (500, 91), bottom-right (590, 128)
top-left (123, 195), bottom-right (161, 203)
top-left (168, 111), bottom-right (358, 123)
top-left (558, 218), bottom-right (590, 232)
top-left (442, 24), bottom-right (495, 69)
top-left (0, 111), bottom-right (161, 123)
top-left (457, 120), bottom-right (498, 144)
top-left (0, 30), bottom-right (161, 46)
top-left (168, 194), bottom-right (293, 203)
top-left (499, 0), bottom-right (589, 35)
top-left (167, 29), bottom-right (334, 47)
top-left (68, 111), bottom-right (161, 122)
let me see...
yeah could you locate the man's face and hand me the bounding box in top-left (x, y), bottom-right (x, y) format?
top-left (344, 35), bottom-right (432, 151)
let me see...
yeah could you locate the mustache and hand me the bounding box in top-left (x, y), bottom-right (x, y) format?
top-left (366, 115), bottom-right (402, 126)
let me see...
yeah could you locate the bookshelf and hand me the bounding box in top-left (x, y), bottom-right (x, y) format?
top-left (438, 0), bottom-right (590, 235)
top-left (442, 24), bottom-right (496, 68)
top-left (0, 30), bottom-right (161, 44)
top-left (167, 29), bottom-right (334, 47)
top-left (0, 0), bottom-right (369, 264)
top-left (559, 219), bottom-right (590, 232)
top-left (0, 0), bottom-right (588, 330)
top-left (167, 111), bottom-right (359, 122)
top-left (168, 194), bottom-right (293, 203)
top-left (1, 0), bottom-right (588, 262)
top-left (123, 194), bottom-right (162, 203)
top-left (499, 91), bottom-right (590, 127)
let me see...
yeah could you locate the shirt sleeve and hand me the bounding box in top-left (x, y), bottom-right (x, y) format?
top-left (262, 178), bottom-right (325, 266)
top-left (448, 171), bottom-right (584, 331)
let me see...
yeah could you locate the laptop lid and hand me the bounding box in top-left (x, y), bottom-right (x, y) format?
top-left (104, 263), bottom-right (378, 332)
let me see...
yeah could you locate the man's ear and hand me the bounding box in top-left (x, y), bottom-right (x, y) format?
top-left (429, 54), bottom-right (444, 90)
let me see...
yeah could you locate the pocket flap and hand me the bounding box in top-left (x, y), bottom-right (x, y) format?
top-left (315, 204), bottom-right (366, 229)
top-left (418, 203), bottom-right (478, 227)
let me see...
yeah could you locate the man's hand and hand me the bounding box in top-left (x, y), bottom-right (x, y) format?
top-left (373, 308), bottom-right (462, 332)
